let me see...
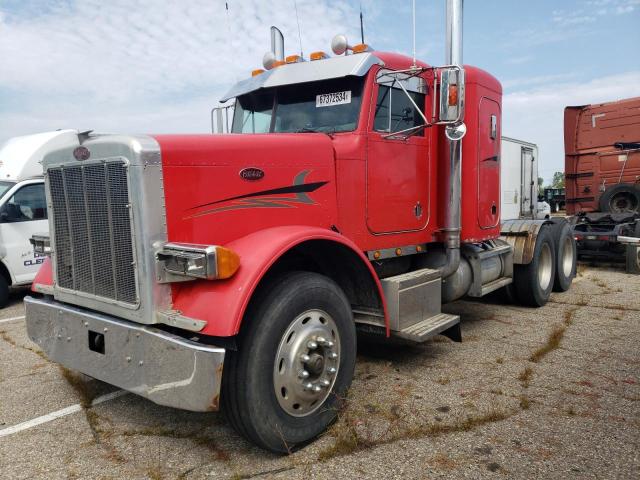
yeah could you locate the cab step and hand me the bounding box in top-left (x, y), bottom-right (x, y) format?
top-left (391, 313), bottom-right (461, 343)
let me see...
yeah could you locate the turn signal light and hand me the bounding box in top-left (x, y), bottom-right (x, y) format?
top-left (448, 85), bottom-right (459, 106)
top-left (310, 51), bottom-right (328, 60)
top-left (215, 246), bottom-right (241, 279)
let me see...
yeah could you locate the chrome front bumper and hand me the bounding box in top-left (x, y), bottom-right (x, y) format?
top-left (25, 296), bottom-right (225, 412)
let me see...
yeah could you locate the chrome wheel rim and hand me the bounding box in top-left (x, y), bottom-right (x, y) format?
top-left (538, 243), bottom-right (553, 291)
top-left (561, 236), bottom-right (574, 278)
top-left (273, 309), bottom-right (340, 417)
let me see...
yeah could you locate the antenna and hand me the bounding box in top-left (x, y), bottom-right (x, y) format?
top-left (294, 0), bottom-right (303, 57)
top-left (412, 0), bottom-right (416, 66)
top-left (360, 3), bottom-right (365, 44)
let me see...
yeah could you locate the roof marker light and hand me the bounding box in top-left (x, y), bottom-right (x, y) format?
top-left (285, 54), bottom-right (304, 63)
top-left (252, 69), bottom-right (265, 77)
top-left (352, 43), bottom-right (372, 53)
top-left (310, 51), bottom-right (329, 61)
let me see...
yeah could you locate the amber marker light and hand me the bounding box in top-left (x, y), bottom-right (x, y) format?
top-left (373, 251), bottom-right (381, 259)
top-left (251, 69), bottom-right (265, 77)
top-left (285, 54), bottom-right (303, 63)
top-left (352, 43), bottom-right (371, 53)
top-left (310, 51), bottom-right (328, 60)
top-left (272, 60), bottom-right (286, 68)
top-left (416, 245), bottom-right (423, 252)
top-left (216, 247), bottom-right (241, 279)
top-left (395, 248), bottom-right (402, 256)
top-left (448, 84), bottom-right (459, 106)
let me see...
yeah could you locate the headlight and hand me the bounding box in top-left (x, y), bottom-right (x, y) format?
top-left (30, 234), bottom-right (51, 256)
top-left (157, 243), bottom-right (240, 281)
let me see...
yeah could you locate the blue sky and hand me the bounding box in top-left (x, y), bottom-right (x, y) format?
top-left (0, 0), bottom-right (639, 182)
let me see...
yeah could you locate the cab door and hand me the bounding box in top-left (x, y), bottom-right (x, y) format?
top-left (366, 72), bottom-right (430, 234)
top-left (0, 181), bottom-right (48, 285)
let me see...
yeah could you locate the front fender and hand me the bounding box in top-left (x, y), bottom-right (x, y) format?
top-left (170, 226), bottom-right (388, 337)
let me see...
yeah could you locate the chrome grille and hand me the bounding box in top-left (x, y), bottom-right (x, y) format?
top-left (48, 161), bottom-right (138, 305)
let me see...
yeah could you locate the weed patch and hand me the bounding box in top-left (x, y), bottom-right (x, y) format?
top-left (529, 325), bottom-right (566, 363)
top-left (518, 367), bottom-right (533, 388)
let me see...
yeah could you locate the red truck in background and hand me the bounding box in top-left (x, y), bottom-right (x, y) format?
top-left (565, 97), bottom-right (640, 272)
top-left (25, 1), bottom-right (578, 452)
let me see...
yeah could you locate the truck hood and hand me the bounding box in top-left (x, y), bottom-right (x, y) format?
top-left (153, 134), bottom-right (339, 246)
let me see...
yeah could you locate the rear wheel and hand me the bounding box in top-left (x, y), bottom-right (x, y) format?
top-left (222, 271), bottom-right (356, 453)
top-left (513, 225), bottom-right (556, 307)
top-left (550, 218), bottom-right (577, 292)
top-left (0, 275), bottom-right (8, 308)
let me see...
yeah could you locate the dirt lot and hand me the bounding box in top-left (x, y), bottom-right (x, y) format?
top-left (1, 264), bottom-right (639, 479)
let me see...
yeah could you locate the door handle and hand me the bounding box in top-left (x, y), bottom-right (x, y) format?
top-left (483, 155), bottom-right (499, 162)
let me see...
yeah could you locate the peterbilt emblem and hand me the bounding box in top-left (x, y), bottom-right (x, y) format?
top-left (73, 146), bottom-right (90, 161)
top-left (240, 167), bottom-right (264, 181)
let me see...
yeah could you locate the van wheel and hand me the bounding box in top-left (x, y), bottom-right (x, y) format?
top-left (0, 276), bottom-right (9, 308)
top-left (222, 272), bottom-right (356, 453)
top-left (513, 225), bottom-right (556, 307)
top-left (550, 218), bottom-right (577, 292)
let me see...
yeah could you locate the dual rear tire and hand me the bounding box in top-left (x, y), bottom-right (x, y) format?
top-left (511, 220), bottom-right (577, 306)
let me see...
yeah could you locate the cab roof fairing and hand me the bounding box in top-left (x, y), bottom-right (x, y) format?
top-left (219, 52), bottom-right (385, 102)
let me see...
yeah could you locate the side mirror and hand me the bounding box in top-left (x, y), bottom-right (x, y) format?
top-left (438, 66), bottom-right (464, 123)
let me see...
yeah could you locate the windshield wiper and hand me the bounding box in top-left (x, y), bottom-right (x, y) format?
top-left (295, 126), bottom-right (336, 137)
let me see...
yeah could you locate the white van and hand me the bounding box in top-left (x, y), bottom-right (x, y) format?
top-left (0, 130), bottom-right (78, 307)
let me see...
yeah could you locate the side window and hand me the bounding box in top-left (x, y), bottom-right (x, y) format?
top-left (232, 93), bottom-right (273, 133)
top-left (374, 86), bottom-right (425, 135)
top-left (0, 184), bottom-right (47, 223)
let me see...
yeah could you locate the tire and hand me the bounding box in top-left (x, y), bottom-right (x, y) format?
top-left (513, 225), bottom-right (556, 307)
top-left (549, 218), bottom-right (577, 292)
top-left (599, 184), bottom-right (640, 214)
top-left (634, 220), bottom-right (640, 238)
top-left (0, 275), bottom-right (8, 308)
top-left (221, 271), bottom-right (356, 453)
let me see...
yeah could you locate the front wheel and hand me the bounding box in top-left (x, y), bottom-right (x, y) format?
top-left (222, 271), bottom-right (356, 453)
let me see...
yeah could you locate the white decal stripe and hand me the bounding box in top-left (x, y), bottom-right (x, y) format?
top-left (0, 390), bottom-right (127, 438)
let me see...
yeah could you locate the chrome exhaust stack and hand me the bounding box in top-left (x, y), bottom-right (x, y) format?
top-left (440, 0), bottom-right (465, 278)
top-left (263, 26), bottom-right (285, 69)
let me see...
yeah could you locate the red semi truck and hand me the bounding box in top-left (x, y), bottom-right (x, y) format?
top-left (565, 97), bottom-right (640, 271)
top-left (26, 1), bottom-right (578, 452)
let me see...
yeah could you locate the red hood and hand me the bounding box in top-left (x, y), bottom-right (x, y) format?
top-left (153, 134), bottom-right (338, 246)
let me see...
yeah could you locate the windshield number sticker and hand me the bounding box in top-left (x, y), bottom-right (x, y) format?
top-left (316, 91), bottom-right (351, 108)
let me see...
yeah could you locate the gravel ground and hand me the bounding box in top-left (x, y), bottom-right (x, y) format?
top-left (0, 264), bottom-right (638, 479)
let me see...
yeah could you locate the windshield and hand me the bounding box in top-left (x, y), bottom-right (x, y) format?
top-left (0, 181), bottom-right (15, 201)
top-left (232, 76), bottom-right (365, 134)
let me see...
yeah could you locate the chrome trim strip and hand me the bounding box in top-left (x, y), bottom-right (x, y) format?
top-left (25, 296), bottom-right (224, 412)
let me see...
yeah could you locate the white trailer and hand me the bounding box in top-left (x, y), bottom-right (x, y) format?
top-left (501, 136), bottom-right (549, 220)
top-left (0, 130), bottom-right (78, 307)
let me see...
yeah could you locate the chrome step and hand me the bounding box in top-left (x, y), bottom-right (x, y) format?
top-left (392, 313), bottom-right (461, 343)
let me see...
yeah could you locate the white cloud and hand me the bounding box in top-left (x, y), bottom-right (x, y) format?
top-left (0, 0), bottom-right (360, 142)
top-left (503, 71), bottom-right (640, 182)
